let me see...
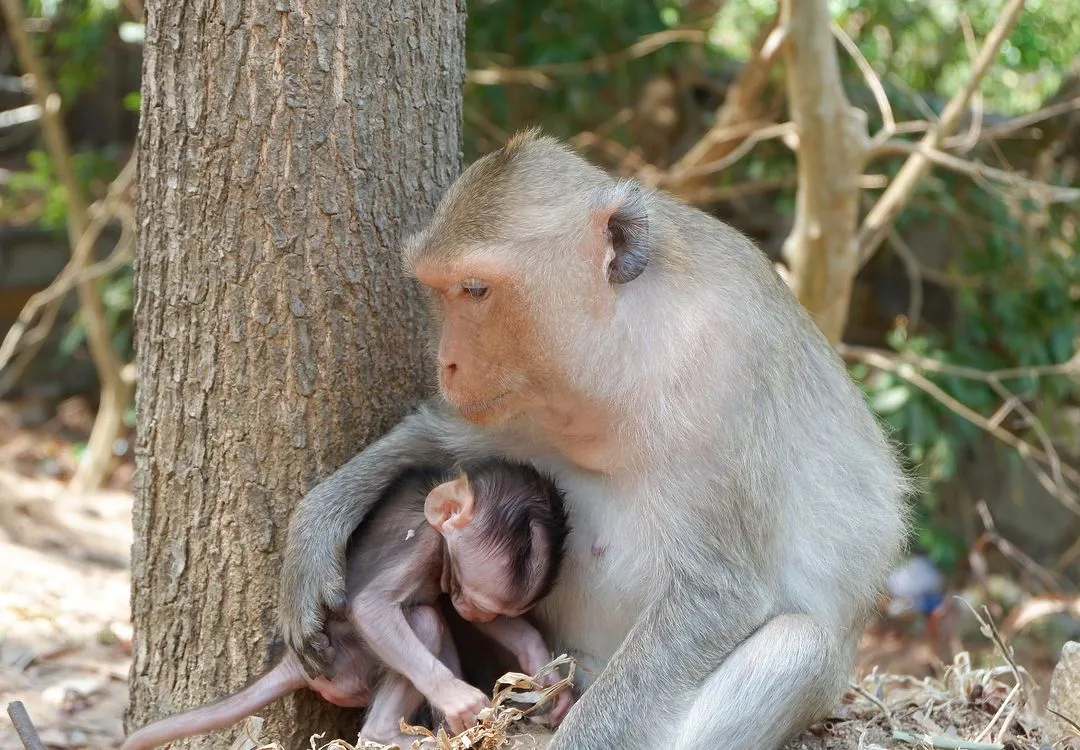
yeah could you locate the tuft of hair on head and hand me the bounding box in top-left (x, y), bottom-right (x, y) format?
top-left (456, 458), bottom-right (570, 605)
top-left (502, 126), bottom-right (545, 153)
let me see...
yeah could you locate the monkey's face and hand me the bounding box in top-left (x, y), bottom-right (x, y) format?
top-left (404, 132), bottom-right (653, 428)
top-left (414, 256), bottom-right (570, 427)
top-left (426, 473), bottom-right (552, 622)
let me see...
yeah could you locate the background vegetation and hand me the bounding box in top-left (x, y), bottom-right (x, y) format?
top-left (2, 0), bottom-right (1079, 658)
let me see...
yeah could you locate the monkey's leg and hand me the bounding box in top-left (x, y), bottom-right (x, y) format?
top-left (360, 605), bottom-right (454, 747)
top-left (669, 614), bottom-right (851, 749)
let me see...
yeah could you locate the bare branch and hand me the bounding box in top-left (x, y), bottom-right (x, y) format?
top-left (120, 0), bottom-right (144, 21)
top-left (779, 0), bottom-right (869, 343)
top-left (953, 16), bottom-right (984, 153)
top-left (675, 176), bottom-right (794, 206)
top-left (467, 29), bottom-right (709, 88)
top-left (873, 139), bottom-right (1080, 203)
top-left (830, 20), bottom-right (895, 142)
top-left (886, 229), bottom-right (924, 331)
top-left (6, 701), bottom-right (46, 750)
top-left (856, 0), bottom-right (1026, 264)
top-left (838, 344), bottom-right (1080, 518)
top-left (665, 14), bottom-right (782, 197)
top-left (656, 122), bottom-right (793, 185)
top-left (974, 502), bottom-right (1065, 594)
top-left (976, 93), bottom-right (1080, 141)
top-left (0, 0), bottom-right (132, 492)
top-left (0, 160), bottom-right (136, 379)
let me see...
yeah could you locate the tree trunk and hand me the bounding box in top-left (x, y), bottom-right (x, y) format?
top-left (779, 0), bottom-right (867, 344)
top-left (127, 1), bottom-right (464, 747)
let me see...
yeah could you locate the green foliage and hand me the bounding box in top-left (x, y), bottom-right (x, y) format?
top-left (24, 0), bottom-right (121, 104)
top-left (59, 263), bottom-right (134, 363)
top-left (464, 0), bottom-right (708, 159)
top-left (854, 178), bottom-right (1080, 564)
top-left (3, 1), bottom-right (135, 368)
top-left (711, 0), bottom-right (1080, 117)
top-left (4, 148), bottom-right (119, 228)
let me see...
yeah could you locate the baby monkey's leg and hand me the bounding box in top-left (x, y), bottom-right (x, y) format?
top-left (360, 605), bottom-right (455, 747)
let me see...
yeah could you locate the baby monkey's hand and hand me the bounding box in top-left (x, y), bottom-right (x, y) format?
top-left (435, 679), bottom-right (490, 735)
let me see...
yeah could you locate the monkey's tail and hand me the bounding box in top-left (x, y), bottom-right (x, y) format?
top-left (119, 656), bottom-right (306, 750)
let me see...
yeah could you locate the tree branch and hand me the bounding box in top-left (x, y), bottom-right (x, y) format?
top-left (856, 0), bottom-right (1026, 265)
top-left (653, 121), bottom-right (792, 185)
top-left (830, 20), bottom-right (895, 142)
top-left (838, 344), bottom-right (1080, 518)
top-left (0, 0), bottom-right (132, 493)
top-left (872, 139), bottom-right (1080, 203)
top-left (466, 29), bottom-right (709, 88)
top-left (664, 14), bottom-right (782, 198)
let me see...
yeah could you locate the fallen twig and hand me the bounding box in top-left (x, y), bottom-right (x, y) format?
top-left (6, 701), bottom-right (46, 750)
top-left (849, 680), bottom-right (896, 730)
top-left (891, 729), bottom-right (1004, 750)
top-left (955, 600), bottom-right (1028, 744)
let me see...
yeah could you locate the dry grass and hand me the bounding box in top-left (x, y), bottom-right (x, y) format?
top-left (787, 604), bottom-right (1053, 750)
top-left (242, 604), bottom-right (1069, 750)
top-left (247, 656), bottom-right (575, 750)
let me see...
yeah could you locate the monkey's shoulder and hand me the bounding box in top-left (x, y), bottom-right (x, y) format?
top-left (347, 465), bottom-right (445, 543)
top-left (344, 465), bottom-right (446, 595)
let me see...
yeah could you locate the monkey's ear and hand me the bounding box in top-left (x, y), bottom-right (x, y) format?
top-left (594, 180), bottom-right (651, 285)
top-left (424, 476), bottom-right (476, 531)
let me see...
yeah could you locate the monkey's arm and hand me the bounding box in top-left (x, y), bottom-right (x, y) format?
top-left (349, 595), bottom-right (489, 733)
top-left (278, 400), bottom-right (494, 673)
top-left (473, 616), bottom-right (575, 725)
top-left (548, 577), bottom-right (769, 749)
top-left (470, 616), bottom-right (553, 677)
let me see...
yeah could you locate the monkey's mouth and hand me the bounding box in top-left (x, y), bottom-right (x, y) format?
top-left (449, 391), bottom-right (511, 417)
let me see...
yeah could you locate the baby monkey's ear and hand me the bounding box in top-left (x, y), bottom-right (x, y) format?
top-left (424, 475), bottom-right (476, 531)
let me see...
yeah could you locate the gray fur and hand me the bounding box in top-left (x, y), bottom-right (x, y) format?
top-left (278, 131), bottom-right (911, 749)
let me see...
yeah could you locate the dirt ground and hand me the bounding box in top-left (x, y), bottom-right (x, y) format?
top-left (0, 396), bottom-right (1068, 750)
top-left (0, 397), bottom-right (133, 749)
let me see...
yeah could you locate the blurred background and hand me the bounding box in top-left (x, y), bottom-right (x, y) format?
top-left (0, 0), bottom-right (1078, 747)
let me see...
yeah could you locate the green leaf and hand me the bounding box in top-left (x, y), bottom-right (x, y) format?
top-left (871, 385), bottom-right (911, 414)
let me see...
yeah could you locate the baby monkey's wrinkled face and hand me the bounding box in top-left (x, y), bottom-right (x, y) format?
top-left (423, 460), bottom-right (570, 623)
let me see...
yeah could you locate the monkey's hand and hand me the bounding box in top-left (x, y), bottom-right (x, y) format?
top-left (547, 689), bottom-right (576, 726)
top-left (279, 521), bottom-right (348, 677)
top-left (434, 679), bottom-right (490, 735)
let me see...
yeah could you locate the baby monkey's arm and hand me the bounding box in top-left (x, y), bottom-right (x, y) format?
top-left (471, 616), bottom-right (575, 724)
top-left (349, 593), bottom-right (489, 734)
top-left (470, 616), bottom-right (552, 676)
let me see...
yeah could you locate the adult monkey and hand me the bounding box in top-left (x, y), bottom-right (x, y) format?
top-left (279, 129), bottom-right (910, 749)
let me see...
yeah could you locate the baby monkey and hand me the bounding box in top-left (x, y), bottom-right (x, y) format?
top-left (121, 459), bottom-right (572, 750)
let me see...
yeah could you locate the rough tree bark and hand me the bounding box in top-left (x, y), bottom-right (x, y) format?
top-left (128, 1), bottom-right (464, 747)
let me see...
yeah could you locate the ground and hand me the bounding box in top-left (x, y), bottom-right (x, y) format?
top-left (0, 396), bottom-right (1066, 750)
top-left (0, 397), bottom-right (133, 749)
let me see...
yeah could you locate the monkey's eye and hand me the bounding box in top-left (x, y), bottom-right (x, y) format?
top-left (460, 279), bottom-right (490, 302)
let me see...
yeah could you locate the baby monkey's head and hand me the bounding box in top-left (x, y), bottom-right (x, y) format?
top-left (424, 458), bottom-right (570, 622)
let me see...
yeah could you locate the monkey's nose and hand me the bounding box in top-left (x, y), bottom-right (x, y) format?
top-left (440, 360), bottom-right (458, 385)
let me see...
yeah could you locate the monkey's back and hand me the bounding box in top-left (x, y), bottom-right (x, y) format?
top-left (344, 465), bottom-right (448, 603)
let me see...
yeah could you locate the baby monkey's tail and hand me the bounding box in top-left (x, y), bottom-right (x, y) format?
top-left (120, 655), bottom-right (307, 750)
